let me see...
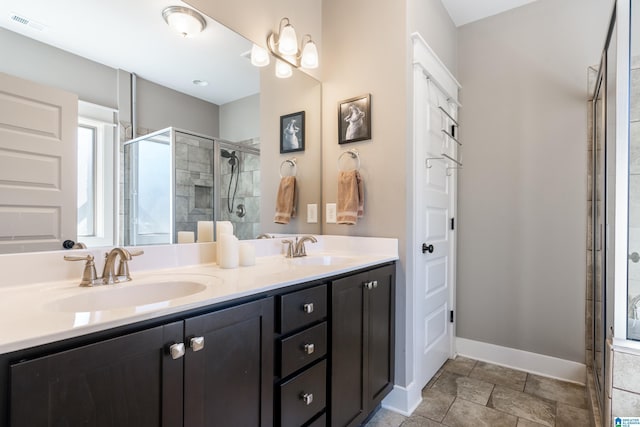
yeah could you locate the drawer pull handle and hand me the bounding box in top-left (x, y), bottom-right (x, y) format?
top-left (190, 336), bottom-right (205, 352)
top-left (169, 343), bottom-right (185, 360)
top-left (301, 393), bottom-right (314, 405)
top-left (304, 343), bottom-right (315, 354)
top-left (303, 303), bottom-right (314, 314)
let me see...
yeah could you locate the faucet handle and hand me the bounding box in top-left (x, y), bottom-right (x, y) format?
top-left (64, 254), bottom-right (101, 287)
top-left (282, 240), bottom-right (294, 258)
top-left (116, 249), bottom-right (144, 280)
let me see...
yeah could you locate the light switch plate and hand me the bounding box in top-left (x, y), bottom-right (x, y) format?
top-left (326, 203), bottom-right (337, 223)
top-left (307, 204), bottom-right (318, 223)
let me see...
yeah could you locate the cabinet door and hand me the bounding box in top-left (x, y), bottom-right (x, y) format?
top-left (10, 321), bottom-right (183, 427)
top-left (330, 271), bottom-right (368, 427)
top-left (184, 297), bottom-right (274, 427)
top-left (366, 264), bottom-right (395, 409)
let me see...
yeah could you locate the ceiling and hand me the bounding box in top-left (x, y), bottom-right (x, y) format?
top-left (0, 0), bottom-right (259, 105)
top-left (441, 0), bottom-right (540, 27)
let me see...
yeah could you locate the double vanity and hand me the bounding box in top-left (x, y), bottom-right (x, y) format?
top-left (0, 236), bottom-right (397, 427)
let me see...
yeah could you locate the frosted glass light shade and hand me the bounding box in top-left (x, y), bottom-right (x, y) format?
top-left (300, 40), bottom-right (319, 69)
top-left (275, 59), bottom-right (293, 78)
top-left (278, 23), bottom-right (298, 56)
top-left (162, 6), bottom-right (206, 38)
top-left (251, 44), bottom-right (270, 67)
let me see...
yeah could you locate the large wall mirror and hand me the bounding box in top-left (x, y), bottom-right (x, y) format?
top-left (0, 0), bottom-right (321, 254)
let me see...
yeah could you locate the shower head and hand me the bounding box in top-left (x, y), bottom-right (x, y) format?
top-left (221, 149), bottom-right (237, 166)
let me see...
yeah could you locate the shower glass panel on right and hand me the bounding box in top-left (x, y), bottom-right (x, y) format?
top-left (628, 0), bottom-right (640, 340)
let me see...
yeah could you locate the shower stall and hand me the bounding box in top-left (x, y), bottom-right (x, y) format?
top-left (121, 128), bottom-right (260, 245)
top-left (589, 0), bottom-right (640, 422)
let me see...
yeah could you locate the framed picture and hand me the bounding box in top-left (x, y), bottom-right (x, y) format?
top-left (338, 94), bottom-right (371, 144)
top-left (280, 111), bottom-right (305, 153)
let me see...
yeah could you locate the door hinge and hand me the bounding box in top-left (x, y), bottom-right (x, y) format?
top-left (450, 218), bottom-right (455, 230)
top-left (449, 310), bottom-right (454, 323)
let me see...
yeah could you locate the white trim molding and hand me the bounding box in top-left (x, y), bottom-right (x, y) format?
top-left (456, 337), bottom-right (587, 385)
top-left (381, 382), bottom-right (422, 416)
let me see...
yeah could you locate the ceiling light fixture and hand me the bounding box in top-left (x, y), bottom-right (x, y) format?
top-left (192, 79), bottom-right (208, 86)
top-left (162, 6), bottom-right (207, 38)
top-left (266, 17), bottom-right (319, 76)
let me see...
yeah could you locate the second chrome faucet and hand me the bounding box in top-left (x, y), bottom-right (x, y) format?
top-left (282, 235), bottom-right (317, 258)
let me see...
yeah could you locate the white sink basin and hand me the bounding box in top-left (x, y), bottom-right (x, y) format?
top-left (47, 281), bottom-right (209, 312)
top-left (287, 255), bottom-right (355, 266)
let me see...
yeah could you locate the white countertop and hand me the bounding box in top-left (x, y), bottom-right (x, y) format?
top-left (0, 236), bottom-right (398, 355)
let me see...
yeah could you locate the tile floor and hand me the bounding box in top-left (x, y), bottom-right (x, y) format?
top-left (365, 357), bottom-right (591, 427)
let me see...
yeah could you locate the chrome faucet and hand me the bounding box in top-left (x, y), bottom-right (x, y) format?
top-left (293, 235), bottom-right (317, 257)
top-left (102, 247), bottom-right (133, 284)
top-left (64, 247), bottom-right (143, 286)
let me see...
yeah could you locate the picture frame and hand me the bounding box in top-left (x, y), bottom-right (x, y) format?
top-left (338, 94), bottom-right (371, 144)
top-left (280, 111), bottom-right (305, 153)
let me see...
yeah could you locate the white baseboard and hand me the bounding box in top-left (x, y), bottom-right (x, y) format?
top-left (381, 382), bottom-right (422, 416)
top-left (456, 337), bottom-right (586, 385)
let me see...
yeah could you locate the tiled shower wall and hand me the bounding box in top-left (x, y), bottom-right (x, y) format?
top-left (174, 131), bottom-right (214, 240)
top-left (218, 140), bottom-right (261, 240)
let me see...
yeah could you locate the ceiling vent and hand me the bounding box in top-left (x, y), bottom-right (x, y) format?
top-left (9, 13), bottom-right (46, 31)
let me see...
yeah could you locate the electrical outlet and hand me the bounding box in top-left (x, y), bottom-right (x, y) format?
top-left (326, 203), bottom-right (337, 223)
top-left (307, 204), bottom-right (318, 223)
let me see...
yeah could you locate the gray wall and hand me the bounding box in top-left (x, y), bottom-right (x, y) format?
top-left (219, 94), bottom-right (260, 142)
top-left (408, 0), bottom-right (458, 75)
top-left (457, 0), bottom-right (611, 363)
top-left (135, 78), bottom-right (220, 138)
top-left (0, 27), bottom-right (117, 109)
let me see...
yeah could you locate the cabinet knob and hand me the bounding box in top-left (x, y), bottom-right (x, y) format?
top-left (303, 303), bottom-right (314, 314)
top-left (190, 336), bottom-right (205, 352)
top-left (169, 342), bottom-right (185, 360)
top-left (301, 393), bottom-right (314, 405)
top-left (364, 281), bottom-right (373, 290)
top-left (304, 343), bottom-right (315, 355)
top-left (372, 280), bottom-right (378, 289)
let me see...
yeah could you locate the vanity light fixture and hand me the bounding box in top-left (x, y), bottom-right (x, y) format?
top-left (275, 59), bottom-right (293, 79)
top-left (162, 6), bottom-right (207, 38)
top-left (250, 44), bottom-right (270, 67)
top-left (266, 17), bottom-right (319, 74)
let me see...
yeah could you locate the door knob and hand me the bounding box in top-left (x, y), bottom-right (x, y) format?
top-left (630, 252), bottom-right (640, 263)
top-left (422, 243), bottom-right (434, 254)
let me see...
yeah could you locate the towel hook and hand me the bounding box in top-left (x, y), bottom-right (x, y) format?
top-left (338, 149), bottom-right (361, 171)
top-left (279, 158), bottom-right (297, 178)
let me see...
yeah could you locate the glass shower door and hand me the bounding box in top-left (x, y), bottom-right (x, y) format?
top-left (123, 130), bottom-right (172, 246)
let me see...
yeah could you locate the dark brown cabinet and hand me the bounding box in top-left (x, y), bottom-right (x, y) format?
top-left (330, 264), bottom-right (395, 427)
top-left (9, 297), bottom-right (274, 427)
top-left (276, 284), bottom-right (328, 426)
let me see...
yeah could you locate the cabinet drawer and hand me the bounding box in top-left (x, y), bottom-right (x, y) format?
top-left (280, 360), bottom-right (326, 427)
top-left (306, 412), bottom-right (326, 427)
top-left (279, 284), bottom-right (327, 334)
top-left (280, 322), bottom-right (327, 378)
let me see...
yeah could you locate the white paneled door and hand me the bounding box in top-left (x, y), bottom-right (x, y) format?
top-left (412, 54), bottom-right (459, 389)
top-left (0, 73), bottom-right (78, 253)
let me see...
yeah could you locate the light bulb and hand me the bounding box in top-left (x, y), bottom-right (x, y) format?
top-left (301, 40), bottom-right (319, 69)
top-left (275, 59), bottom-right (293, 78)
top-left (278, 23), bottom-right (298, 56)
top-left (250, 44), bottom-right (270, 67)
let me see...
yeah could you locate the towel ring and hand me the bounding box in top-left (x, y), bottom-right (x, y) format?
top-left (338, 149), bottom-right (361, 171)
top-left (280, 158), bottom-right (297, 178)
